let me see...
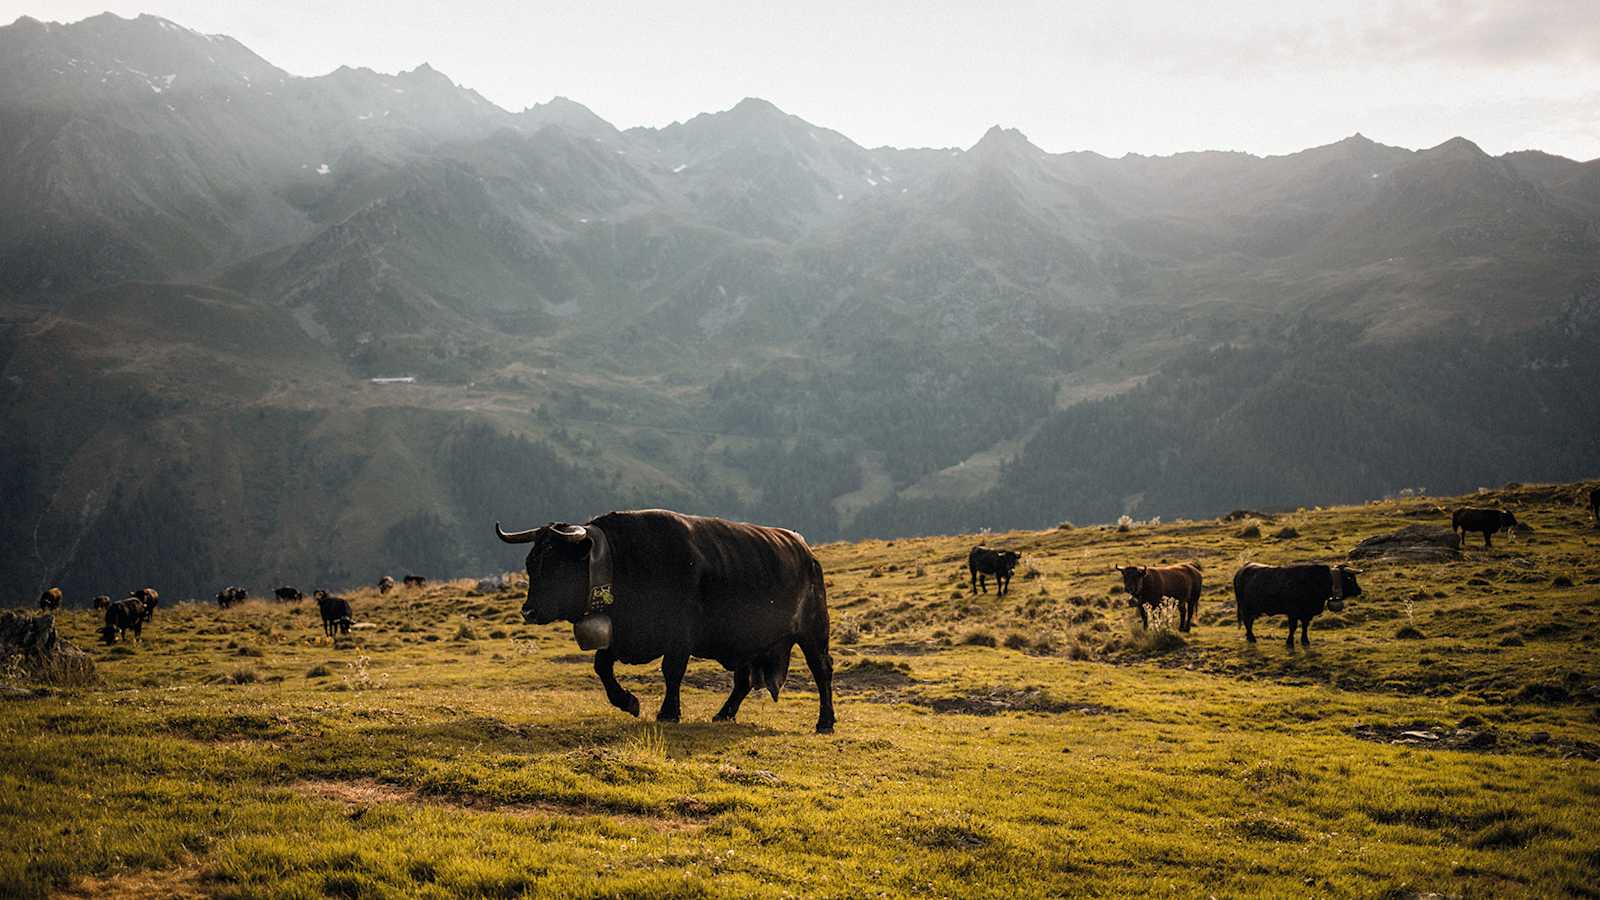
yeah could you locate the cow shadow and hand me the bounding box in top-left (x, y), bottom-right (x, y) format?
top-left (349, 711), bottom-right (781, 762)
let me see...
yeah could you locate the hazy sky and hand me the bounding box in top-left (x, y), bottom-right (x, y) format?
top-left (9, 0), bottom-right (1600, 159)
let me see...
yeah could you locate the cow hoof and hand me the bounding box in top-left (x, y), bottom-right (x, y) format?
top-left (815, 722), bottom-right (835, 734)
top-left (712, 712), bottom-right (736, 723)
top-left (656, 712), bottom-right (680, 724)
top-left (621, 695), bottom-right (641, 717)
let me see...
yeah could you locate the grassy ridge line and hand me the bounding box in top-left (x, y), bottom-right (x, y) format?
top-left (2, 481), bottom-right (1597, 897)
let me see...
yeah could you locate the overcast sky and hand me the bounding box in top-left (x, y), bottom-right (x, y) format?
top-left (9, 0), bottom-right (1600, 159)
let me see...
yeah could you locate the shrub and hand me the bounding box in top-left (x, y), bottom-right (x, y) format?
top-left (1395, 625), bottom-right (1424, 640)
top-left (1116, 515), bottom-right (1133, 533)
top-left (305, 664), bottom-right (332, 678)
top-left (1003, 633), bottom-right (1031, 651)
top-left (236, 645), bottom-right (265, 658)
top-left (229, 666), bottom-right (259, 684)
top-left (1236, 523), bottom-right (1262, 539)
top-left (959, 628), bottom-right (998, 648)
top-left (454, 622), bottom-right (478, 641)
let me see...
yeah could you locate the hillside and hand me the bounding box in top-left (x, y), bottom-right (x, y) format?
top-left (2, 13), bottom-right (1600, 599)
top-left (3, 481), bottom-right (1597, 896)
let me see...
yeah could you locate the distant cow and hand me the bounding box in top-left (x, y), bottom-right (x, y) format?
top-left (1452, 507), bottom-right (1517, 548)
top-left (402, 575), bottom-right (427, 588)
top-left (968, 547), bottom-right (1021, 596)
top-left (216, 586), bottom-right (248, 608)
top-left (313, 590), bottom-right (353, 636)
top-left (1233, 562), bottom-right (1362, 649)
top-left (378, 575), bottom-right (396, 595)
top-left (38, 588), bottom-right (62, 611)
top-left (1589, 488), bottom-right (1599, 528)
top-left (101, 597), bottom-right (145, 644)
top-left (133, 588), bottom-right (159, 622)
top-left (1116, 563), bottom-right (1203, 632)
top-left (274, 586), bottom-right (304, 603)
top-left (93, 595), bottom-right (111, 611)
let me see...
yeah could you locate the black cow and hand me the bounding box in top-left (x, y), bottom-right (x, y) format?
top-left (101, 597), bottom-right (145, 644)
top-left (1233, 562), bottom-right (1362, 650)
top-left (313, 590), bottom-right (353, 636)
top-left (274, 586), bottom-right (304, 603)
top-left (968, 546), bottom-right (1022, 596)
top-left (402, 575), bottom-right (427, 588)
top-left (1451, 507), bottom-right (1517, 548)
top-left (496, 509), bottom-right (835, 733)
top-left (1115, 563), bottom-right (1203, 632)
top-left (378, 575), bottom-right (396, 595)
top-left (93, 595), bottom-right (111, 611)
top-left (216, 586), bottom-right (247, 608)
top-left (38, 588), bottom-right (62, 611)
top-left (1589, 488), bottom-right (1599, 528)
top-left (133, 588), bottom-right (159, 622)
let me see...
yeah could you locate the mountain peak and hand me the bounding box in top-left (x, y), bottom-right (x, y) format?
top-left (970, 125), bottom-right (1039, 157)
top-left (1427, 136), bottom-right (1489, 160)
top-left (730, 96), bottom-right (783, 116)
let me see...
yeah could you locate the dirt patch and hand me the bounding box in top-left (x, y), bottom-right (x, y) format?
top-left (857, 640), bottom-right (949, 656)
top-left (1348, 525), bottom-right (1460, 562)
top-left (910, 686), bottom-right (1117, 717)
top-left (291, 779), bottom-right (704, 831)
top-left (1350, 724), bottom-right (1600, 760)
top-left (834, 659), bottom-right (916, 691)
top-left (57, 865), bottom-right (208, 899)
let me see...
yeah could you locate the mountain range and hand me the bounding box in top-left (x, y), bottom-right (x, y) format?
top-left (2, 12), bottom-right (1597, 600)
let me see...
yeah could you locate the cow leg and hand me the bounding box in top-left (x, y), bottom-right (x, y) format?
top-left (970, 566), bottom-right (978, 594)
top-left (657, 651), bottom-right (689, 723)
top-left (1243, 616), bottom-right (1256, 643)
top-left (1483, 531), bottom-right (1493, 549)
top-left (714, 666), bottom-right (753, 722)
top-left (1285, 618), bottom-right (1297, 650)
top-left (1136, 603), bottom-right (1149, 630)
top-left (593, 650), bottom-right (640, 717)
top-left (1300, 619), bottom-right (1310, 647)
top-left (799, 633), bottom-right (835, 734)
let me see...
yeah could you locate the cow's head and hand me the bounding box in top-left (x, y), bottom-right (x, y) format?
top-left (496, 521), bottom-right (597, 625)
top-left (1115, 565), bottom-right (1146, 598)
top-left (1500, 510), bottom-right (1518, 531)
top-left (1328, 565), bottom-right (1362, 611)
top-left (997, 550), bottom-right (1022, 574)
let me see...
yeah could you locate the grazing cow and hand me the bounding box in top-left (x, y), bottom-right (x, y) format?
top-left (274, 586), bottom-right (304, 603)
top-left (1451, 507), bottom-right (1517, 548)
top-left (402, 575), bottom-right (427, 588)
top-left (216, 586), bottom-right (247, 608)
top-left (38, 588), bottom-right (62, 611)
top-left (101, 597), bottom-right (144, 644)
top-left (1233, 562), bottom-right (1362, 650)
top-left (496, 509), bottom-right (835, 732)
top-left (93, 595), bottom-right (111, 611)
top-left (1115, 563), bottom-right (1203, 632)
top-left (968, 546), bottom-right (1022, 596)
top-left (313, 590), bottom-right (353, 637)
top-left (378, 575), bottom-right (396, 595)
top-left (1589, 488), bottom-right (1599, 528)
top-left (133, 588), bottom-right (159, 622)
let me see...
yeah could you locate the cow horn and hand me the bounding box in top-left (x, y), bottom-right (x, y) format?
top-left (495, 522), bottom-right (540, 544)
top-left (551, 524), bottom-right (589, 542)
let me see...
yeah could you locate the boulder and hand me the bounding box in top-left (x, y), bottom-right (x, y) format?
top-left (1348, 525), bottom-right (1461, 562)
top-left (0, 612), bottom-right (95, 686)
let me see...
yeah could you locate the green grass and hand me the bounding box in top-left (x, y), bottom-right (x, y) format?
top-left (3, 482), bottom-right (1598, 896)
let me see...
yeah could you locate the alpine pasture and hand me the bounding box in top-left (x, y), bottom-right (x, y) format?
top-left (3, 482), bottom-right (1598, 897)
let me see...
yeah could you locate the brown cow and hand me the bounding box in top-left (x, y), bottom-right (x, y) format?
top-left (1115, 563), bottom-right (1203, 632)
top-left (378, 575), bottom-right (396, 595)
top-left (38, 588), bottom-right (62, 611)
top-left (93, 595), bottom-right (111, 611)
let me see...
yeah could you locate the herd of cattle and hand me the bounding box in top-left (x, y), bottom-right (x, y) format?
top-left (38, 574), bottom-right (431, 645)
top-left (22, 494), bottom-right (1588, 734)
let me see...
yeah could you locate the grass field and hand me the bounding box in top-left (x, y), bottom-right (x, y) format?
top-left (3, 482), bottom-right (1598, 897)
